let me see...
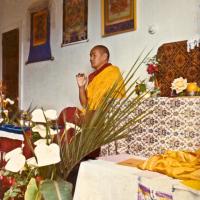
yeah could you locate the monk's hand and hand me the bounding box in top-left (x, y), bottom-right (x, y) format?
top-left (76, 73), bottom-right (87, 87)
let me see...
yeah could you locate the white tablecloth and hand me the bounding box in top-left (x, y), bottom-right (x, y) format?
top-left (73, 160), bottom-right (200, 200)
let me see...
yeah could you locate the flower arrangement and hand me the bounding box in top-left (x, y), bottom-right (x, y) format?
top-left (0, 108), bottom-right (71, 200)
top-left (171, 77), bottom-right (200, 96)
top-left (0, 81), bottom-right (16, 124)
top-left (145, 55), bottom-right (160, 96)
top-left (146, 55), bottom-right (159, 82)
top-left (0, 52), bottom-right (151, 200)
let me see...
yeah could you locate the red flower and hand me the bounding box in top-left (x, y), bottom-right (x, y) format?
top-left (147, 64), bottom-right (158, 74)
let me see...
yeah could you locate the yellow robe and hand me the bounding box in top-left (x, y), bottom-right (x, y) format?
top-left (86, 65), bottom-right (125, 110)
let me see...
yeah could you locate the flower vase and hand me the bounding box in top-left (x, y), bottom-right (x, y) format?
top-left (154, 77), bottom-right (159, 89)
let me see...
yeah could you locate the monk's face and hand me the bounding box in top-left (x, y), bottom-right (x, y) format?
top-left (90, 48), bottom-right (107, 69)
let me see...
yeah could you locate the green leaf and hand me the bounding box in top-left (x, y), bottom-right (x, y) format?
top-left (139, 83), bottom-right (147, 92)
top-left (25, 178), bottom-right (39, 200)
top-left (40, 179), bottom-right (72, 200)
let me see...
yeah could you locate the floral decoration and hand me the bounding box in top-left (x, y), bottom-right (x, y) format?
top-left (171, 77), bottom-right (188, 95)
top-left (134, 55), bottom-right (160, 97)
top-left (171, 77), bottom-right (200, 96)
top-left (146, 55), bottom-right (159, 82)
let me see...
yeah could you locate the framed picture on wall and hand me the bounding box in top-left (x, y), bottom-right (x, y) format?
top-left (101, 0), bottom-right (136, 37)
top-left (62, 0), bottom-right (88, 46)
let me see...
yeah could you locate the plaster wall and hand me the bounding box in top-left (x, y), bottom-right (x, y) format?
top-left (0, 0), bottom-right (199, 112)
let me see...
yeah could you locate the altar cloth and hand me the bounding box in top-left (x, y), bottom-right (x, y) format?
top-left (73, 160), bottom-right (200, 200)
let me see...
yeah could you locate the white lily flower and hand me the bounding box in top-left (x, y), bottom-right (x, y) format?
top-left (5, 147), bottom-right (22, 161)
top-left (44, 109), bottom-right (57, 121)
top-left (31, 109), bottom-right (57, 123)
top-left (0, 118), bottom-right (4, 123)
top-left (34, 143), bottom-right (61, 167)
top-left (34, 139), bottom-right (51, 146)
top-left (65, 122), bottom-right (80, 131)
top-left (31, 109), bottom-right (46, 123)
top-left (27, 157), bottom-right (38, 167)
top-left (5, 98), bottom-right (14, 105)
top-left (5, 154), bottom-right (26, 173)
top-left (32, 125), bottom-right (57, 138)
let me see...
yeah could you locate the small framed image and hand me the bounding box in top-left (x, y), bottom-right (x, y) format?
top-left (101, 0), bottom-right (136, 37)
top-left (62, 0), bottom-right (88, 46)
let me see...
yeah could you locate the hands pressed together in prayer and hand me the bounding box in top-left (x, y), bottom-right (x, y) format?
top-left (76, 73), bottom-right (87, 88)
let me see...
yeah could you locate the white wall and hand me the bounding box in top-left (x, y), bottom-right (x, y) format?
top-left (0, 0), bottom-right (199, 112)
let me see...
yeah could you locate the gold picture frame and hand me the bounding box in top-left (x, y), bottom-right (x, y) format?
top-left (62, 0), bottom-right (88, 46)
top-left (101, 0), bottom-right (136, 37)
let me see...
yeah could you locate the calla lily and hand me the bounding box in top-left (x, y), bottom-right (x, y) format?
top-left (5, 147), bottom-right (22, 161)
top-left (44, 109), bottom-right (57, 120)
top-left (31, 109), bottom-right (46, 123)
top-left (32, 125), bottom-right (57, 138)
top-left (34, 139), bottom-right (51, 146)
top-left (34, 143), bottom-right (61, 167)
top-left (65, 122), bottom-right (80, 131)
top-left (27, 157), bottom-right (38, 167)
top-left (31, 109), bottom-right (57, 123)
top-left (5, 152), bottom-right (26, 172)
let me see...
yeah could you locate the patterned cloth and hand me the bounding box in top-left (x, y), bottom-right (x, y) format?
top-left (138, 183), bottom-right (173, 200)
top-left (156, 41), bottom-right (200, 97)
top-left (101, 97), bottom-right (200, 158)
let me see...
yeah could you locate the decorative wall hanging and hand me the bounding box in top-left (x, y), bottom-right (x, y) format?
top-left (101, 0), bottom-right (136, 37)
top-left (62, 0), bottom-right (88, 46)
top-left (27, 8), bottom-right (53, 64)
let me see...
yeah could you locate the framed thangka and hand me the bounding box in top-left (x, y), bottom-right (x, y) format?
top-left (62, 0), bottom-right (88, 46)
top-left (27, 9), bottom-right (53, 64)
top-left (102, 0), bottom-right (136, 37)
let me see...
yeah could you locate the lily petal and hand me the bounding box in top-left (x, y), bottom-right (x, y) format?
top-left (5, 154), bottom-right (26, 172)
top-left (32, 125), bottom-right (57, 138)
top-left (31, 109), bottom-right (46, 123)
top-left (44, 109), bottom-right (57, 121)
top-left (5, 147), bottom-right (22, 161)
top-left (34, 143), bottom-right (61, 167)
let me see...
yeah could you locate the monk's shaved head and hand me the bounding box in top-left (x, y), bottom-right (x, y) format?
top-left (91, 45), bottom-right (110, 61)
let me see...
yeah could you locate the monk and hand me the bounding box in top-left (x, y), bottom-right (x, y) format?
top-left (58, 45), bottom-right (125, 194)
top-left (57, 45), bottom-right (125, 127)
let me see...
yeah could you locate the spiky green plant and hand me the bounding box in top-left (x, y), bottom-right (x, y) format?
top-left (57, 50), bottom-right (153, 179)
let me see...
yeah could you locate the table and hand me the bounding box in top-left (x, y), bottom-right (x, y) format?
top-left (73, 160), bottom-right (200, 200)
top-left (101, 97), bottom-right (200, 158)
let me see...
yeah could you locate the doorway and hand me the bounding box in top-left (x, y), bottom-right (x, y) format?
top-left (2, 28), bottom-right (19, 107)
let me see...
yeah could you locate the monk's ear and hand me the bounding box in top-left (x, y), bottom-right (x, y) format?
top-left (102, 52), bottom-right (108, 61)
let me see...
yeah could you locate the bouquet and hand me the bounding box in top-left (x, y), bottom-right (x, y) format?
top-left (145, 55), bottom-right (160, 96)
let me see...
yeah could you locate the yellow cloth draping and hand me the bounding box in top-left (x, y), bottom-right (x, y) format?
top-left (86, 65), bottom-right (125, 110)
top-left (138, 149), bottom-right (200, 182)
top-left (118, 158), bottom-right (145, 168)
top-left (181, 180), bottom-right (200, 190)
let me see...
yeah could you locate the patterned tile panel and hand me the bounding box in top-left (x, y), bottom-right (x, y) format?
top-left (101, 97), bottom-right (200, 158)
